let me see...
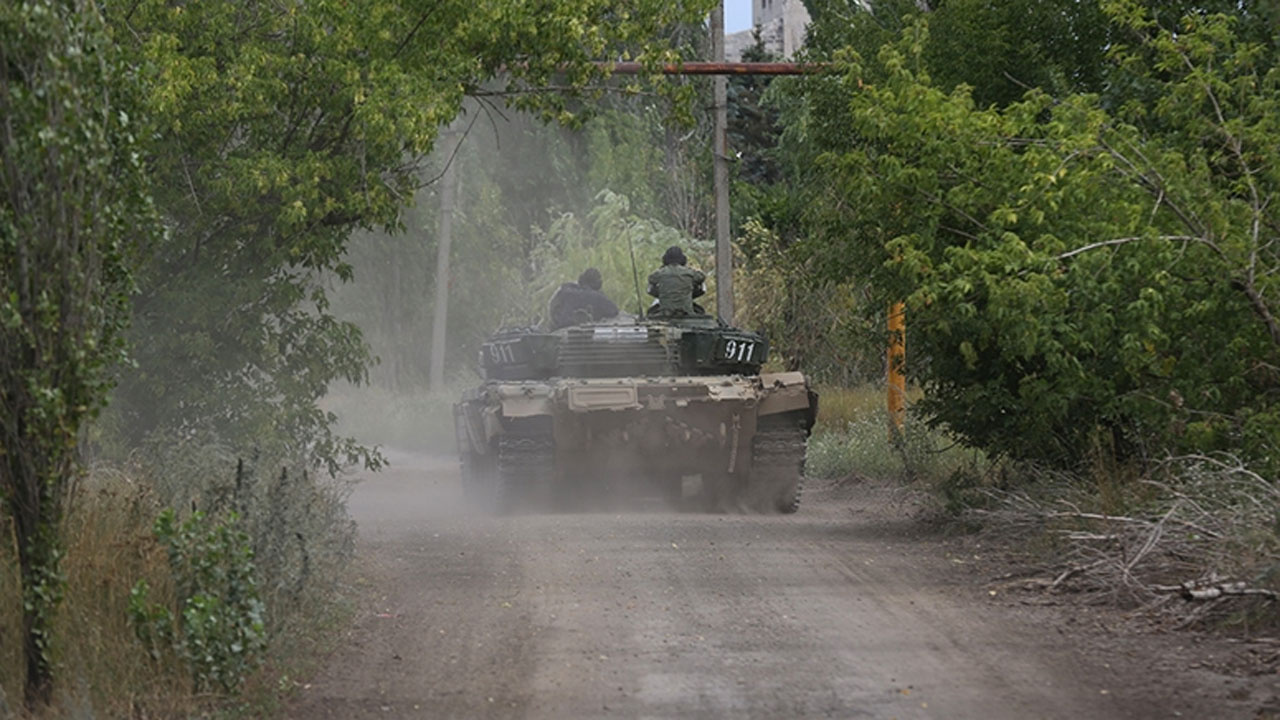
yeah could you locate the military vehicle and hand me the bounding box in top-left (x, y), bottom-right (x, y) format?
top-left (453, 313), bottom-right (817, 513)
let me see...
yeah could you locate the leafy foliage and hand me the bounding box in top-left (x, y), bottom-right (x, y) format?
top-left (100, 0), bottom-right (717, 471)
top-left (802, 0), bottom-right (1111, 107)
top-left (788, 4), bottom-right (1280, 473)
top-left (130, 509), bottom-right (267, 692)
top-left (735, 220), bottom-right (876, 383)
top-left (0, 0), bottom-right (157, 704)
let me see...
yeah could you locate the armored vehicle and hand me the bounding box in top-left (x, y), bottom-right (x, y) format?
top-left (453, 314), bottom-right (817, 513)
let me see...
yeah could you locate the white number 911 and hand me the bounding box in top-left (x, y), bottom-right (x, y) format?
top-left (723, 339), bottom-right (754, 363)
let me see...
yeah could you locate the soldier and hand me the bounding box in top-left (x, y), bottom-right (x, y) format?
top-left (547, 267), bottom-right (620, 329)
top-left (647, 245), bottom-right (706, 317)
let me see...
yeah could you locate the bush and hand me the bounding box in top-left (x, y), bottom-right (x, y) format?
top-left (130, 510), bottom-right (267, 692)
top-left (0, 438), bottom-right (358, 716)
top-left (735, 220), bottom-right (880, 384)
top-left (136, 437), bottom-right (357, 633)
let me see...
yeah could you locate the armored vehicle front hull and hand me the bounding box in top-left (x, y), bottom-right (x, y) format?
top-left (454, 371), bottom-right (815, 512)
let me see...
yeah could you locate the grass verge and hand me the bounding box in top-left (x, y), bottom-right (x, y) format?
top-left (807, 384), bottom-right (986, 489)
top-left (0, 440), bottom-right (360, 718)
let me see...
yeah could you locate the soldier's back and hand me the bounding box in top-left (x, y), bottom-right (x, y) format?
top-left (648, 265), bottom-right (705, 316)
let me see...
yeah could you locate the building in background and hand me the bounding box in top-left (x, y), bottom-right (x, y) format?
top-left (726, 0), bottom-right (812, 61)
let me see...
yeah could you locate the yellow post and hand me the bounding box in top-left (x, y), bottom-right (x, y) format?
top-left (887, 302), bottom-right (906, 441)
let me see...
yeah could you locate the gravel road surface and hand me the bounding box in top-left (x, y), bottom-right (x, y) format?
top-left (288, 452), bottom-right (1275, 719)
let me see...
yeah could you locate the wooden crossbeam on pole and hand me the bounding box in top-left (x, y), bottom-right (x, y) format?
top-left (602, 62), bottom-right (826, 75)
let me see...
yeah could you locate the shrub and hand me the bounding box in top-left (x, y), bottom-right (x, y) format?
top-left (735, 220), bottom-right (880, 384)
top-left (1, 437), bottom-right (359, 716)
top-left (130, 509), bottom-right (267, 692)
top-left (135, 437), bottom-right (357, 636)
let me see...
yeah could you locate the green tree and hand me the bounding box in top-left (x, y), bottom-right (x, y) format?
top-left (101, 0), bottom-right (716, 471)
top-left (793, 5), bottom-right (1280, 470)
top-left (0, 0), bottom-right (157, 704)
top-left (801, 0), bottom-right (1111, 108)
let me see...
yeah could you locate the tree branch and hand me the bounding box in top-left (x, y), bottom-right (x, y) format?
top-left (393, 2), bottom-right (444, 59)
top-left (1055, 235), bottom-right (1201, 260)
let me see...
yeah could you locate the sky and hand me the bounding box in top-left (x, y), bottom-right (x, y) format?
top-left (725, 0), bottom-right (752, 33)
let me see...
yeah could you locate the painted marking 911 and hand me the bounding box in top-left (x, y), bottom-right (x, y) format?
top-left (721, 338), bottom-right (755, 363)
top-left (486, 341), bottom-right (523, 366)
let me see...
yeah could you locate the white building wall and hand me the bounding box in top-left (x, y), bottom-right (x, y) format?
top-left (726, 0), bottom-right (812, 62)
top-left (746, 0), bottom-right (812, 60)
top-left (779, 0), bottom-right (811, 58)
top-left (725, 29), bottom-right (754, 62)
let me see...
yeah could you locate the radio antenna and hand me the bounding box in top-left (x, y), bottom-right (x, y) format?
top-left (626, 228), bottom-right (645, 317)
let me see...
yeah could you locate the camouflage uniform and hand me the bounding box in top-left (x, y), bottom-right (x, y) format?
top-left (647, 264), bottom-right (706, 317)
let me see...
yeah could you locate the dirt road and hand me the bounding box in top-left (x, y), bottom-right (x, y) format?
top-left (289, 452), bottom-right (1275, 719)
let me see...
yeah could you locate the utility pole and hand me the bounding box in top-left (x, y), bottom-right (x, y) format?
top-left (711, 2), bottom-right (733, 324)
top-left (608, 60), bottom-right (909, 433)
top-left (602, 60), bottom-right (824, 324)
top-left (428, 124), bottom-right (460, 392)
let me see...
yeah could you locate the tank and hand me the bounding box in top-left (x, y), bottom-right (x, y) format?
top-left (453, 314), bottom-right (817, 513)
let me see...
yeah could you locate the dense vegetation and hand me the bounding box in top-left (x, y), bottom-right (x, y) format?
top-left (1, 0), bottom-right (716, 712)
top-left (788, 0), bottom-right (1280, 475)
top-left (770, 0), bottom-right (1279, 616)
top-left (3, 0), bottom-right (1278, 713)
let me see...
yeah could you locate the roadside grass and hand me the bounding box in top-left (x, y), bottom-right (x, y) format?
top-left (1, 469), bottom-right (194, 717)
top-left (235, 581), bottom-right (357, 718)
top-left (0, 441), bottom-right (360, 718)
top-left (807, 384), bottom-right (986, 489)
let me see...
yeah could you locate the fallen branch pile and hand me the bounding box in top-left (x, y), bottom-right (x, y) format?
top-left (1151, 575), bottom-right (1279, 601)
top-left (969, 453), bottom-right (1279, 626)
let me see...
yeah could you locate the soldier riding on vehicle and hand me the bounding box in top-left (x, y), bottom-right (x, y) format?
top-left (548, 267), bottom-right (620, 330)
top-left (647, 246), bottom-right (706, 318)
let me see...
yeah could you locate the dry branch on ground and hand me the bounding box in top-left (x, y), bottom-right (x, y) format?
top-left (968, 454), bottom-right (1279, 627)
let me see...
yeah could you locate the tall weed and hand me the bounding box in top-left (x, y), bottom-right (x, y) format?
top-left (806, 385), bottom-right (984, 486)
top-left (130, 509), bottom-right (267, 692)
top-left (0, 437), bottom-right (358, 717)
top-left (1, 468), bottom-right (196, 717)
